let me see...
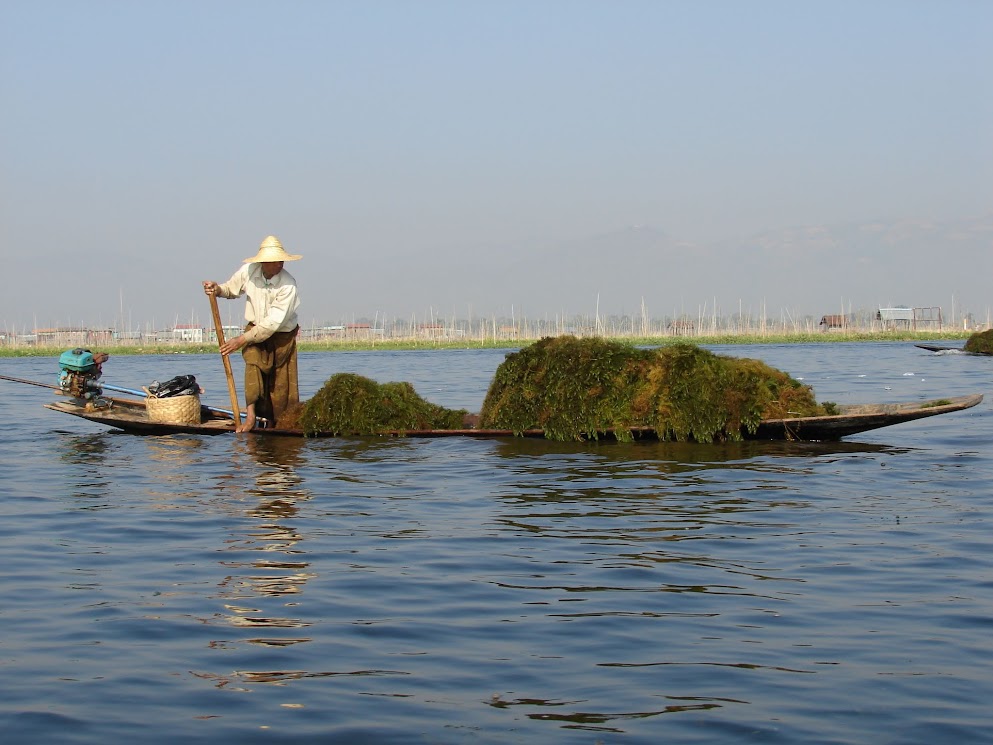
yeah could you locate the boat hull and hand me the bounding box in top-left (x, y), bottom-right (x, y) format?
top-left (915, 343), bottom-right (991, 355)
top-left (43, 393), bottom-right (984, 442)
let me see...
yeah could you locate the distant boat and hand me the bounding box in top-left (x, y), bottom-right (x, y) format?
top-left (915, 343), bottom-right (991, 355)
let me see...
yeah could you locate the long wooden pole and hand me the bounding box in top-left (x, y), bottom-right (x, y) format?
top-left (209, 293), bottom-right (241, 423)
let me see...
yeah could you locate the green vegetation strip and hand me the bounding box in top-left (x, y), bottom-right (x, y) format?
top-left (0, 330), bottom-right (974, 357)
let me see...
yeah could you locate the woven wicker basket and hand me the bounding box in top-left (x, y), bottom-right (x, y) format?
top-left (144, 392), bottom-right (202, 425)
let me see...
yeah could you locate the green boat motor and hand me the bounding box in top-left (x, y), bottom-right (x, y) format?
top-left (58, 348), bottom-right (105, 399)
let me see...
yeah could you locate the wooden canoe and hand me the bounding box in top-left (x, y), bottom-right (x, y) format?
top-left (916, 343), bottom-right (964, 353)
top-left (43, 393), bottom-right (984, 441)
top-left (916, 343), bottom-right (991, 355)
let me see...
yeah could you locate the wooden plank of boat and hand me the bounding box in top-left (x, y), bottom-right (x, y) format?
top-left (43, 393), bottom-right (984, 441)
top-left (45, 398), bottom-right (236, 435)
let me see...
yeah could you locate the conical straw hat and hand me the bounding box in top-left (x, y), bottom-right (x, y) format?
top-left (243, 235), bottom-right (302, 263)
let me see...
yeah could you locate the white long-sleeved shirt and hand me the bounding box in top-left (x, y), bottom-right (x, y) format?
top-left (217, 263), bottom-right (300, 344)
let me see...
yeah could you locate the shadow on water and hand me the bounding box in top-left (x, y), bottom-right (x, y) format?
top-left (57, 432), bottom-right (115, 463)
top-left (486, 434), bottom-right (908, 465)
top-left (56, 433), bottom-right (118, 506)
top-left (486, 692), bottom-right (729, 732)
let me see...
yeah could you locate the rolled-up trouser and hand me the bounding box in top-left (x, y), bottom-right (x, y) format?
top-left (241, 325), bottom-right (299, 426)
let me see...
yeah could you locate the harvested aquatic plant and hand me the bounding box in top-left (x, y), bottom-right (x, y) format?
top-left (479, 336), bottom-right (829, 442)
top-left (963, 329), bottom-right (993, 355)
top-left (299, 372), bottom-right (467, 436)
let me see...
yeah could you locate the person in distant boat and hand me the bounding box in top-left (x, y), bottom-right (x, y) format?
top-left (202, 235), bottom-right (302, 432)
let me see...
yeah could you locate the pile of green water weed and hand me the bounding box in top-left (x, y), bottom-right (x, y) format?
top-left (479, 336), bottom-right (828, 442)
top-left (298, 373), bottom-right (467, 436)
top-left (963, 329), bottom-right (993, 355)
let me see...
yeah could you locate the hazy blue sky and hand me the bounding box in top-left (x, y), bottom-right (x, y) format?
top-left (2, 1), bottom-right (991, 330)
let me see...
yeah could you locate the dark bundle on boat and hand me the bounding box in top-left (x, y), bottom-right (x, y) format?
top-left (963, 329), bottom-right (993, 355)
top-left (479, 336), bottom-right (832, 442)
top-left (297, 373), bottom-right (467, 436)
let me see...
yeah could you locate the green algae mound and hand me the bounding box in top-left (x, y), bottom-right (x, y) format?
top-left (298, 372), bottom-right (467, 436)
top-left (963, 329), bottom-right (993, 355)
top-left (479, 336), bottom-right (828, 442)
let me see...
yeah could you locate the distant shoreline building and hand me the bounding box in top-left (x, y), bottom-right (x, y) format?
top-left (170, 324), bottom-right (203, 343)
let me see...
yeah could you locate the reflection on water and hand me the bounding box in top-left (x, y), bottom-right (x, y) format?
top-left (143, 436), bottom-right (213, 504)
top-left (211, 435), bottom-right (316, 643)
top-left (144, 434), bottom-right (206, 462)
top-left (488, 692), bottom-right (725, 732)
top-left (473, 436), bottom-right (928, 636)
top-left (191, 666), bottom-right (409, 691)
top-left (58, 433), bottom-right (114, 464)
top-left (244, 433), bottom-right (309, 468)
top-left (490, 433), bottom-right (903, 464)
top-left (57, 434), bottom-right (115, 505)
top-left (243, 435), bottom-right (311, 504)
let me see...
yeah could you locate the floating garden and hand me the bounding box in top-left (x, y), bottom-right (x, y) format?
top-left (963, 329), bottom-right (993, 355)
top-left (293, 372), bottom-right (467, 436)
top-left (479, 336), bottom-right (832, 441)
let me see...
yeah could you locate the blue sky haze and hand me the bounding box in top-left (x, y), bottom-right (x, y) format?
top-left (2, 1), bottom-right (991, 329)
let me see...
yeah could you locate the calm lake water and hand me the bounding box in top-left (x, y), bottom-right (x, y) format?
top-left (1, 342), bottom-right (991, 744)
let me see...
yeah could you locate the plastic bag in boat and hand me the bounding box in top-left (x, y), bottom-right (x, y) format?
top-left (147, 375), bottom-right (201, 398)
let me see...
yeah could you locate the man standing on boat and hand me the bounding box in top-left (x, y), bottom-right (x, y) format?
top-left (202, 235), bottom-right (302, 432)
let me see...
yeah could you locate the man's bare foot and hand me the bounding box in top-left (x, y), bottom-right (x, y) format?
top-left (236, 406), bottom-right (256, 433)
